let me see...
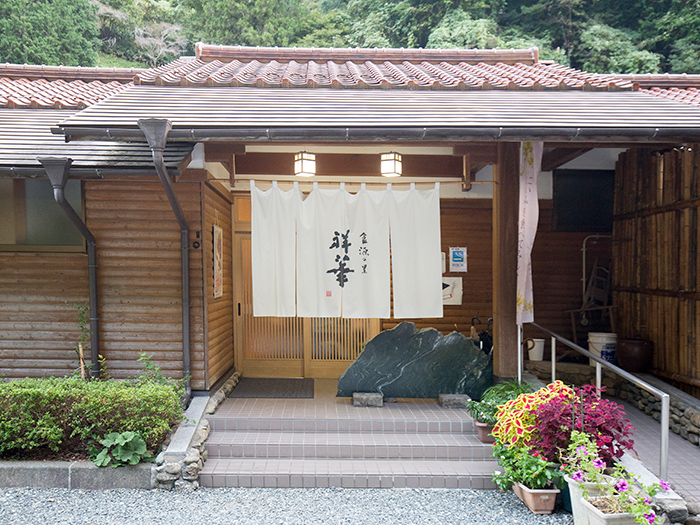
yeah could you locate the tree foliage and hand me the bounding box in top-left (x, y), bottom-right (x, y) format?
top-left (1, 0), bottom-right (698, 74)
top-left (0, 0), bottom-right (99, 66)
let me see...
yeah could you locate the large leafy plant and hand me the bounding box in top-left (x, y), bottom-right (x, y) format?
top-left (531, 384), bottom-right (634, 464)
top-left (491, 380), bottom-right (572, 449)
top-left (492, 442), bottom-right (563, 491)
top-left (465, 380), bottom-right (531, 425)
top-left (93, 431), bottom-right (151, 467)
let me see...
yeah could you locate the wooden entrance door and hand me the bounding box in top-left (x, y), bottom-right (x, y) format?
top-left (234, 233), bottom-right (380, 378)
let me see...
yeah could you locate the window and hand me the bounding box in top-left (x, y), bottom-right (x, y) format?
top-left (0, 178), bottom-right (84, 251)
top-left (552, 169), bottom-right (615, 233)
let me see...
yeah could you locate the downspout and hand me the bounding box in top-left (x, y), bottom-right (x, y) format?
top-left (38, 157), bottom-right (100, 379)
top-left (137, 119), bottom-right (192, 402)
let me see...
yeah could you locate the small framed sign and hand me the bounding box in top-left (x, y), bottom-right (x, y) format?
top-left (213, 225), bottom-right (223, 298)
top-left (449, 246), bottom-right (467, 272)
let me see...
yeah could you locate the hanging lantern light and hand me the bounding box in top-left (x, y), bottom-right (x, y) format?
top-left (380, 152), bottom-right (402, 177)
top-left (294, 152), bottom-right (316, 177)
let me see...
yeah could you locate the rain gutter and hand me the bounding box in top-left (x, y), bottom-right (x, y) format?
top-left (137, 118), bottom-right (192, 403)
top-left (38, 157), bottom-right (100, 379)
top-left (55, 125), bottom-right (700, 143)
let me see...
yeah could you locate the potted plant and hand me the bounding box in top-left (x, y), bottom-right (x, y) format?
top-left (492, 442), bottom-right (563, 514)
top-left (466, 380), bottom-right (531, 443)
top-left (560, 431), bottom-right (614, 525)
top-left (581, 463), bottom-right (670, 525)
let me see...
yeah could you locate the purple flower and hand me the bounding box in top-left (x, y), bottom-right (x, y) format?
top-left (572, 470), bottom-right (585, 482)
top-left (645, 498), bottom-right (650, 504)
top-left (576, 445), bottom-right (588, 456)
top-left (644, 512), bottom-right (656, 524)
top-left (593, 458), bottom-right (605, 469)
top-left (660, 479), bottom-right (671, 491)
top-left (616, 479), bottom-right (629, 492)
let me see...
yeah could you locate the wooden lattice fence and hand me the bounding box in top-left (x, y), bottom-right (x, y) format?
top-left (613, 146), bottom-right (700, 397)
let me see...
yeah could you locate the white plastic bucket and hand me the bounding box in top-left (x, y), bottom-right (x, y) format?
top-left (588, 332), bottom-right (617, 366)
top-left (525, 338), bottom-right (546, 361)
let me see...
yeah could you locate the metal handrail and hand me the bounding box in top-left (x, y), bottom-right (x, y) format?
top-left (527, 321), bottom-right (670, 480)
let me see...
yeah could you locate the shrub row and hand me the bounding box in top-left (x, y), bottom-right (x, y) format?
top-left (0, 376), bottom-right (183, 457)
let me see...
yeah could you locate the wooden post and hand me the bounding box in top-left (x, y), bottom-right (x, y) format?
top-left (492, 142), bottom-right (520, 379)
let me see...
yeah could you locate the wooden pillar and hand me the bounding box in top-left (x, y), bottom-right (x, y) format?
top-left (492, 142), bottom-right (520, 379)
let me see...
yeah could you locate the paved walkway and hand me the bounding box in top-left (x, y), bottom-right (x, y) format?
top-left (612, 396), bottom-right (700, 503)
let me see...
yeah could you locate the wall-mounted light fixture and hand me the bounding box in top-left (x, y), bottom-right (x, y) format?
top-left (294, 152), bottom-right (316, 177)
top-left (380, 152), bottom-right (402, 177)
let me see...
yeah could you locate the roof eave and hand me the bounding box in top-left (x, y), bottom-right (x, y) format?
top-left (55, 125), bottom-right (700, 144)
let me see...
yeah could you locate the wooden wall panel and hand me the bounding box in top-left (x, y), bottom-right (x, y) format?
top-left (0, 253), bottom-right (89, 377)
top-left (613, 147), bottom-right (700, 398)
top-left (203, 184), bottom-right (234, 387)
top-left (85, 180), bottom-right (206, 389)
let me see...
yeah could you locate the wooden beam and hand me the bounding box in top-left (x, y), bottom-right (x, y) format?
top-left (492, 142), bottom-right (520, 379)
top-left (541, 148), bottom-right (592, 172)
top-left (204, 142), bottom-right (246, 163)
top-left (453, 143), bottom-right (498, 165)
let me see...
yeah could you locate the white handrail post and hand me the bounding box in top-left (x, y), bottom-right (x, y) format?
top-left (660, 393), bottom-right (670, 480)
top-left (551, 336), bottom-right (556, 383)
top-left (517, 324), bottom-right (522, 383)
top-left (596, 362), bottom-right (602, 393)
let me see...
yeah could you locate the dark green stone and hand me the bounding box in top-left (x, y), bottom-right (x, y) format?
top-left (337, 322), bottom-right (493, 399)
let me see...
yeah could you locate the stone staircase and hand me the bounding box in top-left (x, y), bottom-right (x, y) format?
top-left (199, 396), bottom-right (498, 489)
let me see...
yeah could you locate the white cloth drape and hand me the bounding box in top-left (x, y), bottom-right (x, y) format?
top-left (343, 188), bottom-right (391, 318)
top-left (516, 142), bottom-right (543, 325)
top-left (297, 187), bottom-right (346, 317)
top-left (252, 183), bottom-right (441, 319)
top-left (389, 184), bottom-right (443, 318)
top-left (251, 181), bottom-right (301, 317)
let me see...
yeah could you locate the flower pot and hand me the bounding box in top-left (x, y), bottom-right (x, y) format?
top-left (564, 474), bottom-right (608, 525)
top-left (474, 420), bottom-right (495, 444)
top-left (513, 482), bottom-right (560, 515)
top-left (581, 497), bottom-right (636, 525)
top-left (617, 339), bottom-right (653, 373)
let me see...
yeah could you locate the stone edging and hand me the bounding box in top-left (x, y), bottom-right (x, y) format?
top-left (152, 371), bottom-right (241, 491)
top-left (0, 460), bottom-right (152, 489)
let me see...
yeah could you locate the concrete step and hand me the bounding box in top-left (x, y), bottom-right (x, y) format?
top-left (199, 458), bottom-right (498, 489)
top-left (206, 431), bottom-right (496, 461)
top-left (208, 415), bottom-right (475, 434)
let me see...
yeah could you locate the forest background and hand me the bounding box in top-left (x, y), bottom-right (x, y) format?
top-left (0, 0), bottom-right (697, 74)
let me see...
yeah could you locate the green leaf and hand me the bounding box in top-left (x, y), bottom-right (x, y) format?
top-left (93, 448), bottom-right (111, 467)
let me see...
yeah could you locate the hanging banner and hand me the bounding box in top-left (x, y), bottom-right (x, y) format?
top-left (343, 188), bottom-right (390, 318)
top-left (390, 184), bottom-right (443, 318)
top-left (251, 182), bottom-right (301, 316)
top-left (516, 142), bottom-right (543, 325)
top-left (213, 224), bottom-right (223, 298)
top-left (297, 187), bottom-right (346, 317)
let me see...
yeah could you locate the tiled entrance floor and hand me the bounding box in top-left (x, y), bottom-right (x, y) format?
top-left (201, 379), bottom-right (498, 489)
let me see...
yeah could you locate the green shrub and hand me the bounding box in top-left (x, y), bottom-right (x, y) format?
top-left (0, 376), bottom-right (182, 458)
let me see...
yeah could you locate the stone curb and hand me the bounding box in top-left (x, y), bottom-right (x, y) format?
top-left (152, 371), bottom-right (241, 492)
top-left (0, 460), bottom-right (152, 489)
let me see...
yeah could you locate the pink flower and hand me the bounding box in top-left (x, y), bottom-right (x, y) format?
top-left (644, 512), bottom-right (656, 524)
top-left (593, 458), bottom-right (605, 469)
top-left (572, 470), bottom-right (585, 482)
top-left (576, 445), bottom-right (588, 455)
top-left (660, 479), bottom-right (671, 491)
top-left (616, 479), bottom-right (629, 492)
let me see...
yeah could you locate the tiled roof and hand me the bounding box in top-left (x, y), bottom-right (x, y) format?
top-left (0, 63), bottom-right (142, 82)
top-left (642, 87), bottom-right (700, 108)
top-left (134, 45), bottom-right (635, 91)
top-left (617, 73), bottom-right (700, 89)
top-left (0, 77), bottom-right (132, 109)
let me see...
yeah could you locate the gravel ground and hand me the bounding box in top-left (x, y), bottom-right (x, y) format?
top-left (0, 487), bottom-right (574, 525)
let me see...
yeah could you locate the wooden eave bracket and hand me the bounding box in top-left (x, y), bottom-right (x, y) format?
top-left (541, 147), bottom-right (593, 172)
